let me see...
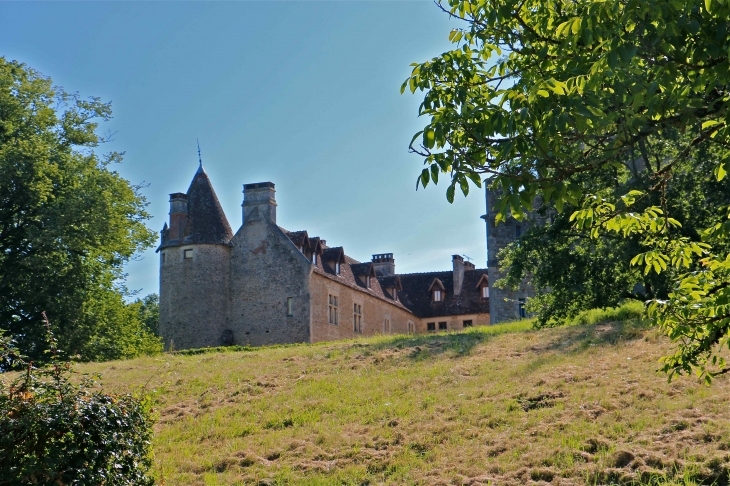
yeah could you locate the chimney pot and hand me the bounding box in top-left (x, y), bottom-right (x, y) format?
top-left (372, 253), bottom-right (395, 276)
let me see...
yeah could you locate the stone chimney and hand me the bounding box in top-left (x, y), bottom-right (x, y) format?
top-left (242, 182), bottom-right (277, 224)
top-left (168, 192), bottom-right (188, 240)
top-left (372, 253), bottom-right (395, 276)
top-left (464, 260), bottom-right (476, 270)
top-left (453, 255), bottom-right (464, 296)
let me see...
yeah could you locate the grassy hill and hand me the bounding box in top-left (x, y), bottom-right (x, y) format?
top-left (79, 309), bottom-right (730, 485)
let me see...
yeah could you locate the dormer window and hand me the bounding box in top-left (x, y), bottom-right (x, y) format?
top-left (433, 289), bottom-right (443, 302)
top-left (366, 276), bottom-right (371, 289)
top-left (391, 288), bottom-right (398, 301)
top-left (312, 253), bottom-right (317, 266)
top-left (482, 286), bottom-right (489, 298)
top-left (335, 262), bottom-right (340, 275)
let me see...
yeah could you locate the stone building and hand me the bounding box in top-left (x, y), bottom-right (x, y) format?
top-left (482, 184), bottom-right (547, 324)
top-left (158, 164), bottom-right (491, 351)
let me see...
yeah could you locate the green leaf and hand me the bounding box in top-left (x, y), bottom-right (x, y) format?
top-left (423, 128), bottom-right (436, 149)
top-left (446, 184), bottom-right (455, 203)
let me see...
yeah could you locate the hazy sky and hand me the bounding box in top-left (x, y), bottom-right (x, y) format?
top-left (1, 1), bottom-right (489, 299)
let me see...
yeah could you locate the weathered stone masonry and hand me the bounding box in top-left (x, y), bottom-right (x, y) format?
top-left (158, 164), bottom-right (492, 350)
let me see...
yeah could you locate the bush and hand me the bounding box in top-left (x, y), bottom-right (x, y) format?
top-left (568, 300), bottom-right (645, 327)
top-left (0, 315), bottom-right (155, 485)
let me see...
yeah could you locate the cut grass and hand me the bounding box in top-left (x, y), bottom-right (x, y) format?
top-left (74, 309), bottom-right (730, 485)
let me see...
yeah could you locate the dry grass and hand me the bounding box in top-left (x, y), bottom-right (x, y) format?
top-left (76, 317), bottom-right (730, 485)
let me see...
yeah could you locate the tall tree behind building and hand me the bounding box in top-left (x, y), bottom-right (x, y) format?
top-left (0, 58), bottom-right (161, 361)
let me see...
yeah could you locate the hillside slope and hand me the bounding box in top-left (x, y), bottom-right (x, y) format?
top-left (81, 320), bottom-right (730, 485)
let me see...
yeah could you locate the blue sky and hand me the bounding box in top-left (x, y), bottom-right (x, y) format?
top-left (1, 1), bottom-right (489, 298)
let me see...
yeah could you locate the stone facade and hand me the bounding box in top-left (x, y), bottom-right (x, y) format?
top-left (483, 185), bottom-right (545, 324)
top-left (158, 165), bottom-right (492, 350)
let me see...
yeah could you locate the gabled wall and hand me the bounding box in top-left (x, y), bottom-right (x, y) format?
top-left (228, 215), bottom-right (312, 346)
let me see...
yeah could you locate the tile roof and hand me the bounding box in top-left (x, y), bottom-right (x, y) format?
top-left (397, 269), bottom-right (490, 319)
top-left (159, 167), bottom-right (233, 250)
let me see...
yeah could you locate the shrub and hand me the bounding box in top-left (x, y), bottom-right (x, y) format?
top-left (0, 314), bottom-right (155, 485)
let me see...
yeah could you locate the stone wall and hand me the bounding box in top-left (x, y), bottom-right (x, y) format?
top-left (228, 217), bottom-right (312, 346)
top-left (159, 243), bottom-right (231, 350)
top-left (310, 273), bottom-right (417, 343)
top-left (485, 187), bottom-right (537, 324)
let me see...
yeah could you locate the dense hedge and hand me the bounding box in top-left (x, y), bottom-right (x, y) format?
top-left (0, 316), bottom-right (155, 485)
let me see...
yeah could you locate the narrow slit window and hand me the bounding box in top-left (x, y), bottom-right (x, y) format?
top-left (313, 253), bottom-right (318, 266)
top-left (519, 298), bottom-right (527, 319)
top-left (287, 297), bottom-right (294, 316)
top-left (161, 252), bottom-right (166, 263)
top-left (335, 262), bottom-right (340, 275)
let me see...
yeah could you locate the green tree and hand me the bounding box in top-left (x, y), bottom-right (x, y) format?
top-left (404, 0), bottom-right (730, 380)
top-left (0, 58), bottom-right (161, 361)
top-left (130, 293), bottom-right (160, 337)
top-left (497, 133), bottom-right (730, 327)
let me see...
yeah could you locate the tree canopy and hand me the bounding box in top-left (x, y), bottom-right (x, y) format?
top-left (404, 0), bottom-right (730, 381)
top-left (0, 58), bottom-right (161, 361)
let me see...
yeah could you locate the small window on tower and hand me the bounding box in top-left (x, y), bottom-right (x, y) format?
top-left (287, 297), bottom-right (294, 316)
top-left (161, 253), bottom-right (166, 263)
top-left (519, 298), bottom-right (527, 319)
top-left (184, 249), bottom-right (193, 260)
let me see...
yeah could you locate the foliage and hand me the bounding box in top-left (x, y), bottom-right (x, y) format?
top-left (130, 293), bottom-right (160, 336)
top-left (403, 0), bottom-right (730, 380)
top-left (0, 315), bottom-right (155, 485)
top-left (0, 58), bottom-right (159, 362)
top-left (496, 139), bottom-right (730, 327)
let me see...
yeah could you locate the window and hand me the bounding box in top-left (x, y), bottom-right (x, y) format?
top-left (335, 262), bottom-right (340, 275)
top-left (366, 276), bottom-right (371, 288)
top-left (161, 252), bottom-right (166, 263)
top-left (184, 249), bottom-right (193, 259)
top-left (313, 253), bottom-right (318, 266)
top-left (287, 297), bottom-right (294, 316)
top-left (433, 289), bottom-right (443, 302)
top-left (353, 303), bottom-right (362, 333)
top-left (519, 298), bottom-right (527, 319)
top-left (392, 288), bottom-right (398, 301)
top-left (427, 322), bottom-right (436, 331)
top-left (328, 294), bottom-right (338, 324)
top-left (438, 322), bottom-right (447, 330)
top-left (481, 286), bottom-right (489, 299)
top-left (407, 321), bottom-right (415, 334)
top-left (463, 320), bottom-right (473, 328)
top-left (383, 318), bottom-right (391, 333)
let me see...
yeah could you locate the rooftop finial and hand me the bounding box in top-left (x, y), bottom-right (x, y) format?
top-left (195, 139), bottom-right (206, 175)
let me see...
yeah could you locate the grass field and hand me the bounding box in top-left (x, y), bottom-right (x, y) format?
top-left (78, 306), bottom-right (730, 485)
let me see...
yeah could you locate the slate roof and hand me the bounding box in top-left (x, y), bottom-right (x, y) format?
top-left (397, 269), bottom-right (490, 319)
top-left (158, 166), bottom-right (234, 250)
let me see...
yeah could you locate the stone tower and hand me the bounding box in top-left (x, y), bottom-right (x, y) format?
top-left (483, 183), bottom-right (538, 324)
top-left (157, 164), bottom-right (234, 350)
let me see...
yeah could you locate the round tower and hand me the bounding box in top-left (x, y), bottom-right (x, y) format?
top-left (158, 164), bottom-right (234, 350)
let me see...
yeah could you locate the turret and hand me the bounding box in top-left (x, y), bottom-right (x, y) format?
top-left (158, 163), bottom-right (234, 351)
